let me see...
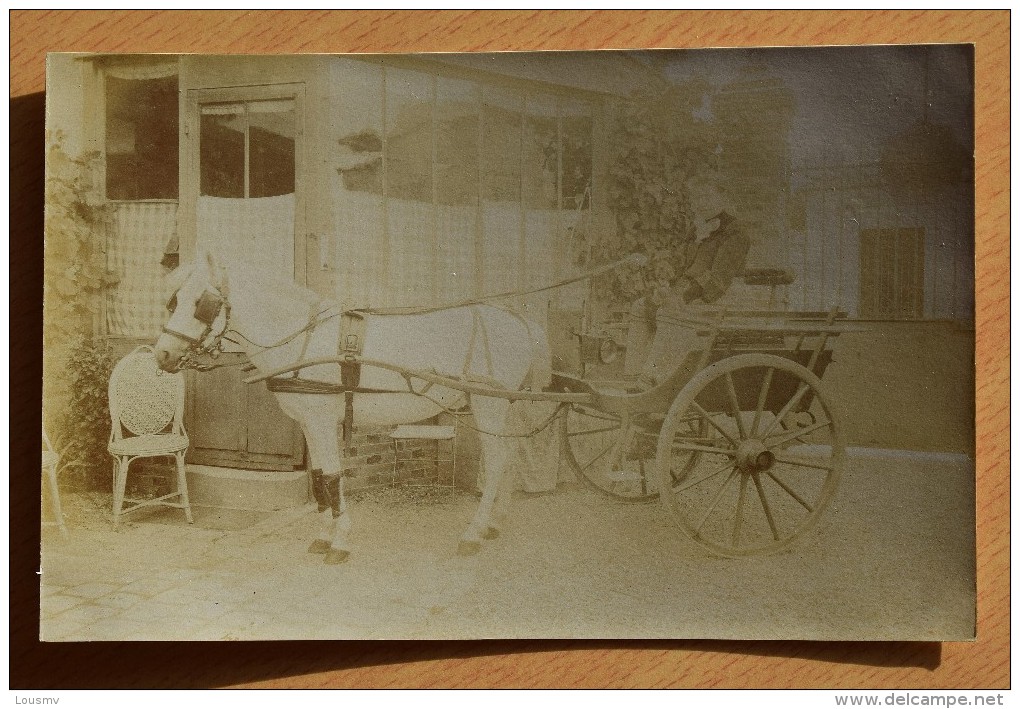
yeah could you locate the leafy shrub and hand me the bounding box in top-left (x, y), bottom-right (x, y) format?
top-left (51, 336), bottom-right (115, 491)
top-left (585, 83), bottom-right (719, 306)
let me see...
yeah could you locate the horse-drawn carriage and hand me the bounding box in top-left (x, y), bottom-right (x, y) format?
top-left (559, 284), bottom-right (847, 557)
top-left (156, 252), bottom-right (853, 562)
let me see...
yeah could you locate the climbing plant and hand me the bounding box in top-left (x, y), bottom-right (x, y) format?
top-left (43, 132), bottom-right (118, 488)
top-left (587, 82), bottom-right (719, 306)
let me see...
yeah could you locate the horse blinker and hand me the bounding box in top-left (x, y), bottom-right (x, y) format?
top-left (194, 290), bottom-right (224, 325)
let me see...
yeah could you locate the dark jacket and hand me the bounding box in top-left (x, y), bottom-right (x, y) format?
top-left (677, 211), bottom-right (750, 304)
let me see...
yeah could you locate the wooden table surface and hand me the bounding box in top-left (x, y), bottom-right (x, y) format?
top-left (11, 10), bottom-right (1009, 689)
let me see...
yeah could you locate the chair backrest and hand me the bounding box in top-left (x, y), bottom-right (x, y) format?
top-left (108, 346), bottom-right (186, 439)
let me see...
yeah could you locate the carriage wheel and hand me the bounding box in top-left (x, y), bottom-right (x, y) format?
top-left (560, 404), bottom-right (661, 502)
top-left (656, 353), bottom-right (844, 556)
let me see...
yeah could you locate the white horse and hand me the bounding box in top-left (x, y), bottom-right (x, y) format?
top-left (154, 250), bottom-right (551, 564)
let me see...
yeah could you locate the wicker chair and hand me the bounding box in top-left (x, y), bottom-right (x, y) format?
top-left (107, 346), bottom-right (193, 528)
top-left (42, 428), bottom-right (68, 538)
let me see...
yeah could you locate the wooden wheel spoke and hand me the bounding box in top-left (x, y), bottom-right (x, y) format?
top-left (759, 383), bottom-right (812, 439)
top-left (671, 442), bottom-right (736, 457)
top-left (580, 440), bottom-right (618, 471)
top-left (732, 473), bottom-right (749, 546)
top-left (764, 419), bottom-right (832, 448)
top-left (772, 452), bottom-right (834, 471)
top-left (659, 355), bottom-right (843, 555)
top-left (675, 460), bottom-right (736, 493)
top-left (766, 470), bottom-right (814, 512)
top-left (724, 372), bottom-right (747, 439)
top-left (564, 407), bottom-right (658, 502)
top-left (752, 472), bottom-right (780, 541)
top-left (750, 367), bottom-right (774, 438)
top-left (695, 468), bottom-right (740, 533)
top-left (567, 424), bottom-right (621, 438)
top-left (690, 401), bottom-right (738, 446)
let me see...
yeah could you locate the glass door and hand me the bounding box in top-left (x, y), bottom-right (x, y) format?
top-left (184, 84), bottom-right (305, 470)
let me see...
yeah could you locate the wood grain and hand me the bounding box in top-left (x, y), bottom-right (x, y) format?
top-left (11, 10), bottom-right (1008, 689)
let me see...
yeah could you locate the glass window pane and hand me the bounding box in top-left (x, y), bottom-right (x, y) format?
top-left (524, 94), bottom-right (558, 210)
top-left (105, 75), bottom-right (179, 200)
top-left (436, 77), bottom-right (479, 206)
top-left (482, 88), bottom-right (522, 203)
top-left (334, 59), bottom-right (384, 196)
top-left (200, 104), bottom-right (244, 198)
top-left (560, 98), bottom-right (593, 209)
top-left (385, 68), bottom-right (433, 202)
top-left (249, 99), bottom-right (296, 198)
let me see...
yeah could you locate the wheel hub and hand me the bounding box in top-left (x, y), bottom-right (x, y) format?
top-left (735, 439), bottom-right (774, 472)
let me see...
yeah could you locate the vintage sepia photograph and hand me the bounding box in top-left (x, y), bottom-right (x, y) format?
top-left (41, 45), bottom-right (975, 641)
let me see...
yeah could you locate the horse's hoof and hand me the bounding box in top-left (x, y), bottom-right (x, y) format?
top-left (324, 549), bottom-right (350, 565)
top-left (457, 540), bottom-right (482, 556)
top-left (308, 539), bottom-right (331, 554)
top-left (482, 527), bottom-right (500, 540)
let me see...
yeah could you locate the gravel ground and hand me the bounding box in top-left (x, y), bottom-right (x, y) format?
top-left (39, 449), bottom-right (975, 641)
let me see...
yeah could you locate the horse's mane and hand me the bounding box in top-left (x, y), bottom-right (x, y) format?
top-left (221, 258), bottom-right (325, 310)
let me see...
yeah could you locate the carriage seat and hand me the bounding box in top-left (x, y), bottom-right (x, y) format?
top-left (739, 268), bottom-right (795, 309)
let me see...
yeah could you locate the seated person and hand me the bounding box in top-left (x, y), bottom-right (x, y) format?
top-left (625, 178), bottom-right (750, 385)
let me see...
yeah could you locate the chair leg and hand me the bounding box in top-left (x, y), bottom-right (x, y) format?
top-left (44, 463), bottom-right (68, 538)
top-left (112, 457), bottom-right (128, 530)
top-left (176, 453), bottom-right (193, 524)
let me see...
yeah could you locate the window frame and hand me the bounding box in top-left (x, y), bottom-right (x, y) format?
top-left (101, 70), bottom-right (181, 203)
top-left (858, 227), bottom-right (926, 320)
top-left (180, 82), bottom-right (307, 285)
top-left (338, 57), bottom-right (597, 305)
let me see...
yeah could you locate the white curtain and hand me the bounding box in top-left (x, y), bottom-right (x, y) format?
top-left (388, 198), bottom-right (435, 308)
top-left (521, 208), bottom-right (562, 319)
top-left (335, 190), bottom-right (480, 309)
top-left (333, 189), bottom-right (385, 309)
top-left (436, 204), bottom-right (478, 302)
top-left (481, 201), bottom-right (521, 298)
top-left (106, 202), bottom-right (178, 338)
top-left (196, 194), bottom-right (295, 278)
top-left (333, 193), bottom-right (581, 317)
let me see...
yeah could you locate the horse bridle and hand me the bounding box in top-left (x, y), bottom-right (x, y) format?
top-left (162, 287), bottom-right (233, 371)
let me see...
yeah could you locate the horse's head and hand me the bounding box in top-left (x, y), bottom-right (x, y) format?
top-left (154, 249), bottom-right (230, 372)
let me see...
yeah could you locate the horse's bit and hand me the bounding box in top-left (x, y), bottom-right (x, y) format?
top-left (162, 287), bottom-right (233, 371)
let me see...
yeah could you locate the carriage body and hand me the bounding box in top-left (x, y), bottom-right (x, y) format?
top-left (558, 308), bottom-right (844, 416)
top-left (559, 293), bottom-right (857, 557)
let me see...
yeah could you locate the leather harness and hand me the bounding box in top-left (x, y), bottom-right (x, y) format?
top-left (264, 309), bottom-right (390, 465)
top-left (264, 309), bottom-right (377, 395)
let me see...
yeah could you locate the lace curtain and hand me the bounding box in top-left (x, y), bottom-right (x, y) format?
top-left (106, 202), bottom-right (178, 338)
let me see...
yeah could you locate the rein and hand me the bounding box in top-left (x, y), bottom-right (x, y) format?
top-left (165, 252), bottom-right (646, 374)
top-left (354, 252), bottom-right (646, 316)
